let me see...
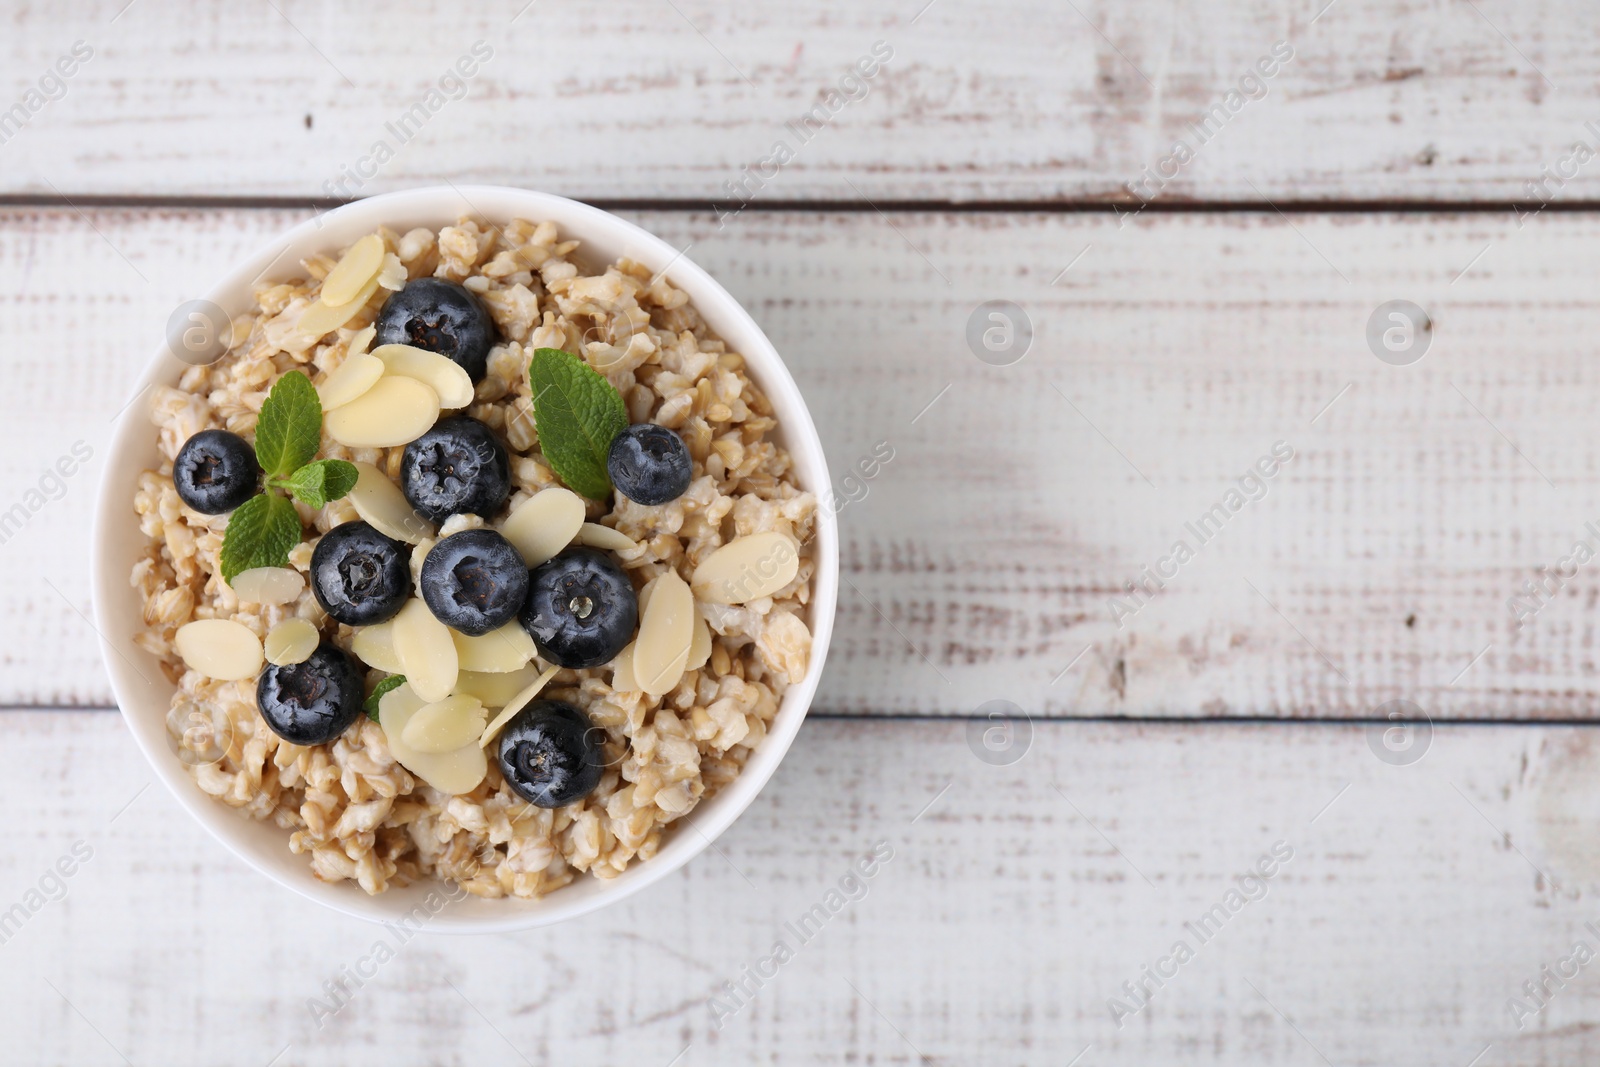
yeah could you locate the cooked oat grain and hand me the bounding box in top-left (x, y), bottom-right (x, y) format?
top-left (133, 218), bottom-right (816, 897)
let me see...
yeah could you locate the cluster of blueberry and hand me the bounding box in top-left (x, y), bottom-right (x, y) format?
top-left (169, 278), bottom-right (696, 809)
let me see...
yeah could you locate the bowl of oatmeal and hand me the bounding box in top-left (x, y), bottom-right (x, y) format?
top-left (90, 186), bottom-right (837, 930)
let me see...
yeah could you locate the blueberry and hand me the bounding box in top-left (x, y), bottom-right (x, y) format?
top-left (420, 529), bottom-right (530, 636)
top-left (310, 520), bottom-right (412, 626)
top-left (256, 642), bottom-right (364, 745)
top-left (173, 429), bottom-right (260, 514)
top-left (519, 547), bottom-right (638, 669)
top-left (400, 415), bottom-right (511, 524)
top-left (607, 424), bottom-right (693, 506)
top-left (373, 278), bottom-right (496, 383)
top-left (497, 699), bottom-right (606, 808)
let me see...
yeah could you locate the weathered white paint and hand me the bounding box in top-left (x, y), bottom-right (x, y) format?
top-left (2, 0), bottom-right (1599, 203)
top-left (2, 711), bottom-right (1599, 1064)
top-left (9, 2), bottom-right (1600, 1061)
top-left (4, 206), bottom-right (1599, 716)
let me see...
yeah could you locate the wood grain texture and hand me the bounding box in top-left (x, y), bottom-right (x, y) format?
top-left (3, 711), bottom-right (1600, 1065)
top-left (5, 205), bottom-right (1600, 716)
top-left (4, 0), bottom-right (1600, 203)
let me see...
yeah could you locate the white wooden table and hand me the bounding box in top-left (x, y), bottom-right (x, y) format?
top-left (6, 1), bottom-right (1600, 1062)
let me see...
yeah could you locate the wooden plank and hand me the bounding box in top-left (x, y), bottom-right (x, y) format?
top-left (5, 0), bottom-right (1600, 203)
top-left (3, 711), bottom-right (1597, 1063)
top-left (6, 205), bottom-right (1600, 716)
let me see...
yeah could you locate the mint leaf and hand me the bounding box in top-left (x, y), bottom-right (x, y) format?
top-left (254, 370), bottom-right (323, 478)
top-left (275, 459), bottom-right (359, 509)
top-left (219, 491), bottom-right (302, 582)
top-left (528, 347), bottom-right (628, 499)
top-left (364, 674), bottom-right (405, 719)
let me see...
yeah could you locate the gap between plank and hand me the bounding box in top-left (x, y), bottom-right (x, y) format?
top-left (0, 193), bottom-right (1593, 215)
top-left (15, 705), bottom-right (1600, 727)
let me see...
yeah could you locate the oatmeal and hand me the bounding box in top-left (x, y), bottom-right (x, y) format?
top-left (131, 218), bottom-right (816, 898)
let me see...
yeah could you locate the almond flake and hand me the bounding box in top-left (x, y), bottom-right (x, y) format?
top-left (686, 611), bottom-right (712, 671)
top-left (228, 566), bottom-right (305, 606)
top-left (453, 665), bottom-right (543, 707)
top-left (691, 532), bottom-right (800, 605)
top-left (348, 325), bottom-right (376, 357)
top-left (609, 640), bottom-right (640, 693)
top-left (633, 570), bottom-right (694, 697)
top-left (378, 683), bottom-right (487, 794)
top-left (376, 252), bottom-right (407, 291)
top-left (296, 272), bottom-right (381, 341)
top-left (348, 463), bottom-right (434, 545)
top-left (350, 621), bottom-right (403, 673)
top-left (175, 619), bottom-right (264, 681)
top-left (401, 694), bottom-right (487, 753)
top-left (370, 343), bottom-right (475, 409)
top-left (326, 375), bottom-right (441, 449)
top-left (576, 522), bottom-right (639, 554)
top-left (264, 617), bottom-right (319, 666)
top-left (478, 665), bottom-right (560, 748)
top-left (451, 621), bottom-right (536, 673)
top-left (392, 598), bottom-right (459, 702)
top-left (409, 537), bottom-right (435, 588)
top-left (316, 349), bottom-right (384, 411)
top-left (500, 487), bottom-right (585, 567)
top-left (320, 234), bottom-right (385, 307)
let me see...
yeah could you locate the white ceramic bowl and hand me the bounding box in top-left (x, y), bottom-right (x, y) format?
top-left (90, 186), bottom-right (838, 931)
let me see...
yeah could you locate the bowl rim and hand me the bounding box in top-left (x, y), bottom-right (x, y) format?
top-left (89, 185), bottom-right (838, 932)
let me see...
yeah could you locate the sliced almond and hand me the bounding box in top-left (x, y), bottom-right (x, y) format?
top-left (500, 487), bottom-right (585, 567)
top-left (350, 620), bottom-right (403, 673)
top-left (348, 462), bottom-right (433, 545)
top-left (296, 272), bottom-right (381, 341)
top-left (348, 325), bottom-right (376, 357)
top-left (409, 537), bottom-right (435, 588)
top-left (609, 640), bottom-right (640, 693)
top-left (378, 683), bottom-right (488, 795)
top-left (479, 665), bottom-right (560, 748)
top-left (378, 680), bottom-right (424, 721)
top-left (576, 522), bottom-right (639, 554)
top-left (686, 610), bottom-right (712, 672)
top-left (392, 598), bottom-right (459, 702)
top-left (401, 694), bottom-right (487, 754)
top-left (264, 617), bottom-right (320, 666)
top-left (370, 343), bottom-right (475, 409)
top-left (325, 375), bottom-right (440, 449)
top-left (633, 570), bottom-right (694, 697)
top-left (376, 252), bottom-right (407, 291)
top-left (228, 566), bottom-right (305, 606)
top-left (453, 665), bottom-right (543, 707)
top-left (320, 234), bottom-right (386, 307)
top-left (451, 621), bottom-right (536, 673)
top-left (691, 532), bottom-right (801, 605)
top-left (175, 619), bottom-right (264, 681)
top-left (316, 349), bottom-right (384, 411)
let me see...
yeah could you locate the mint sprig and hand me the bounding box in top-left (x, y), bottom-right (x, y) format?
top-left (528, 347), bottom-right (629, 500)
top-left (254, 368), bottom-right (323, 478)
top-left (218, 371), bottom-right (359, 582)
top-left (274, 458), bottom-right (359, 509)
top-left (219, 493), bottom-right (301, 581)
top-left (364, 674), bottom-right (405, 719)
